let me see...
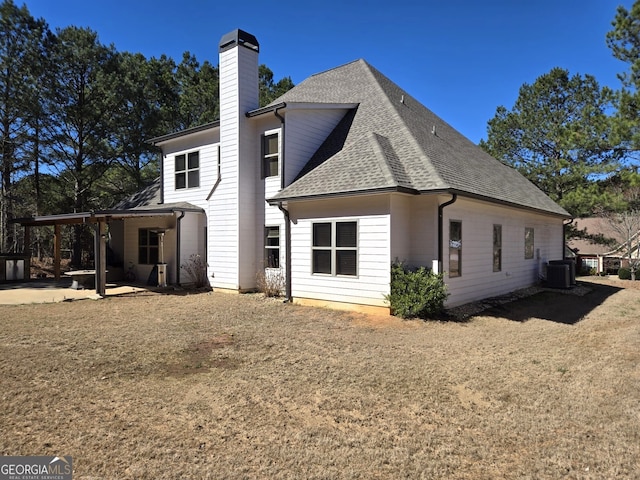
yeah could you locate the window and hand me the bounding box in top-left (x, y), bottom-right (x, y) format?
top-left (138, 229), bottom-right (159, 265)
top-left (449, 220), bottom-right (462, 277)
top-left (262, 133), bottom-right (279, 178)
top-left (312, 221), bottom-right (357, 276)
top-left (493, 224), bottom-right (502, 272)
top-left (525, 227), bottom-right (535, 259)
top-left (175, 151), bottom-right (199, 189)
top-left (265, 226), bottom-right (280, 268)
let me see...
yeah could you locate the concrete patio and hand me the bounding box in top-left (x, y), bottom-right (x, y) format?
top-left (0, 279), bottom-right (151, 305)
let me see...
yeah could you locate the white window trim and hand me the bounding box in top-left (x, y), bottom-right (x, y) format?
top-left (261, 128), bottom-right (281, 179)
top-left (175, 150), bottom-right (200, 189)
top-left (311, 219), bottom-right (359, 277)
top-left (264, 225), bottom-right (280, 269)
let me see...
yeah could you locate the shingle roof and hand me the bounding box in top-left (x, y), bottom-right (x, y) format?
top-left (269, 60), bottom-right (569, 217)
top-left (113, 178), bottom-right (202, 212)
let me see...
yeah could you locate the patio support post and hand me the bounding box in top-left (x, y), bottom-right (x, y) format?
top-left (95, 220), bottom-right (107, 296)
top-left (54, 224), bottom-right (61, 280)
top-left (23, 226), bottom-right (31, 279)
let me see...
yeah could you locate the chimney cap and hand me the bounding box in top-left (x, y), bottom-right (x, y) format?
top-left (219, 29), bottom-right (259, 53)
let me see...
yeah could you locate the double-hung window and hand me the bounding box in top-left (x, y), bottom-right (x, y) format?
top-left (449, 220), bottom-right (462, 277)
top-left (138, 229), bottom-right (159, 265)
top-left (175, 151), bottom-right (199, 189)
top-left (312, 221), bottom-right (357, 276)
top-left (262, 132), bottom-right (279, 178)
top-left (265, 226), bottom-right (280, 268)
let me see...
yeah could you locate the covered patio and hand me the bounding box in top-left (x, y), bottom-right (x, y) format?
top-left (11, 202), bottom-right (203, 296)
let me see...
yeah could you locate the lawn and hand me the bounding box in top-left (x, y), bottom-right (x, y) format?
top-left (1, 278), bottom-right (639, 479)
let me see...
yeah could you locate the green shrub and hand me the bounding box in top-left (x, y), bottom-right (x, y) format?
top-left (618, 267), bottom-right (640, 280)
top-left (385, 261), bottom-right (449, 319)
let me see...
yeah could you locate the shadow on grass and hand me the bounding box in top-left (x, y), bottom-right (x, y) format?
top-left (482, 282), bottom-right (623, 324)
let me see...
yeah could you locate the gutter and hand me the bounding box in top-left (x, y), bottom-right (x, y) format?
top-left (437, 194), bottom-right (457, 274)
top-left (246, 102), bottom-right (287, 118)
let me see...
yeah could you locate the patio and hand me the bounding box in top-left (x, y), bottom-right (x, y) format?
top-left (0, 279), bottom-right (150, 305)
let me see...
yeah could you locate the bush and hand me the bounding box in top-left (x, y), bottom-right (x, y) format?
top-left (385, 261), bottom-right (448, 319)
top-left (257, 268), bottom-right (285, 297)
top-left (180, 254), bottom-right (210, 288)
top-left (618, 267), bottom-right (640, 280)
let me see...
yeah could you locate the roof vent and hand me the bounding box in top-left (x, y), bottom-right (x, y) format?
top-left (432, 125), bottom-right (437, 135)
top-left (400, 95), bottom-right (405, 104)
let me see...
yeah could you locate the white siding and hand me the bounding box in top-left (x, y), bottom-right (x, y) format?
top-left (408, 196), bottom-right (439, 268)
top-left (211, 42), bottom-right (259, 291)
top-left (162, 130), bottom-right (219, 211)
top-left (289, 196), bottom-right (391, 307)
top-left (122, 216), bottom-right (176, 284)
top-left (441, 198), bottom-right (564, 306)
top-left (283, 109), bottom-right (349, 186)
top-left (178, 212), bottom-right (207, 284)
top-left (389, 194), bottom-right (411, 263)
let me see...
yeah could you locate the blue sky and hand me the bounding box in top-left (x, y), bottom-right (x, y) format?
top-left (24, 0), bottom-right (633, 143)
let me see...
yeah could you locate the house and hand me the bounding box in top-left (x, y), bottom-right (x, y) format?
top-left (16, 29), bottom-right (571, 311)
top-left (567, 217), bottom-right (639, 274)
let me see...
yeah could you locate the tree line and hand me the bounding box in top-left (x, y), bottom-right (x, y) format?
top-left (0, 0), bottom-right (293, 260)
top-left (3, 1), bottom-right (639, 268)
top-left (480, 2), bottom-right (640, 220)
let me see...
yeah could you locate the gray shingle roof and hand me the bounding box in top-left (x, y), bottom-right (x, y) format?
top-left (269, 60), bottom-right (569, 217)
top-left (113, 178), bottom-right (202, 212)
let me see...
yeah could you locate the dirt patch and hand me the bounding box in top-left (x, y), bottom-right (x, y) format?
top-left (1, 277), bottom-right (639, 479)
top-left (165, 334), bottom-right (236, 376)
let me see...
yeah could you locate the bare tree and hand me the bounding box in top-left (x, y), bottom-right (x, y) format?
top-left (598, 186), bottom-right (640, 280)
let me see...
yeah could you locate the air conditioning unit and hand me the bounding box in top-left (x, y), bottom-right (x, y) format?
top-left (546, 263), bottom-right (570, 289)
top-left (549, 259), bottom-right (576, 285)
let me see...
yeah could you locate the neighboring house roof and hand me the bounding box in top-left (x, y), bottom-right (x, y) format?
top-left (567, 217), bottom-right (626, 256)
top-left (267, 59), bottom-right (569, 218)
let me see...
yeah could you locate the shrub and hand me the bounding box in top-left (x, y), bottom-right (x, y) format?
top-left (180, 254), bottom-right (210, 288)
top-left (257, 268), bottom-right (285, 297)
top-left (618, 267), bottom-right (640, 280)
top-left (385, 261), bottom-right (448, 319)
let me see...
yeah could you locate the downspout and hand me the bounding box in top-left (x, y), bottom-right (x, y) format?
top-left (176, 210), bottom-right (186, 284)
top-left (274, 106), bottom-right (291, 301)
top-left (206, 145), bottom-right (222, 201)
top-left (277, 203), bottom-right (292, 302)
top-left (437, 193), bottom-right (457, 274)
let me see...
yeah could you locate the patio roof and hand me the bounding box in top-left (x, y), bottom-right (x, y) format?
top-left (12, 202), bottom-right (203, 227)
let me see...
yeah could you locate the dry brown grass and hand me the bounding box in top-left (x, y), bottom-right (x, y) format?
top-left (1, 278), bottom-right (640, 479)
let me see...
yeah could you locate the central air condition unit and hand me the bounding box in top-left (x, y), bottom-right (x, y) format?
top-left (546, 263), bottom-right (570, 289)
top-left (549, 259), bottom-right (576, 285)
